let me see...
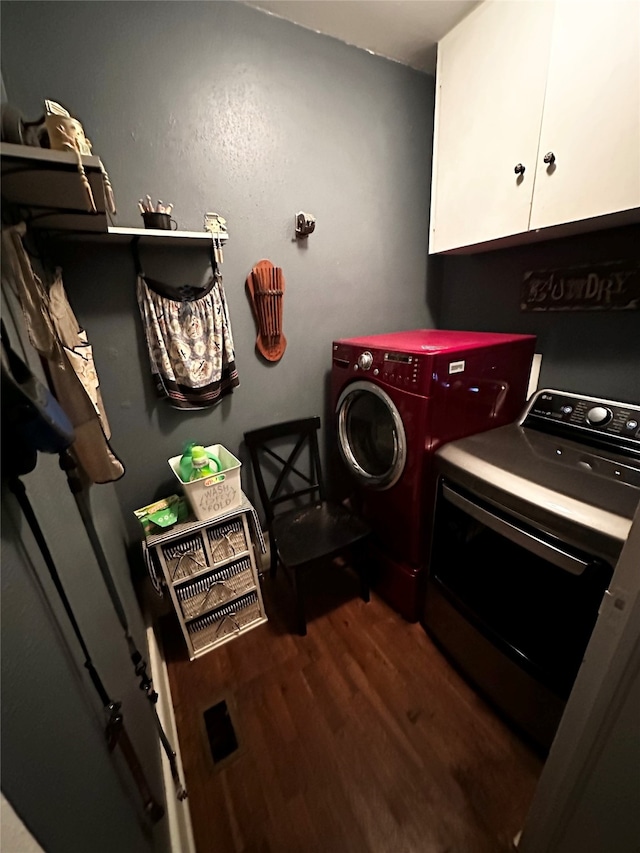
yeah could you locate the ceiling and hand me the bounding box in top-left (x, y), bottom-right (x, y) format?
top-left (242, 1), bottom-right (481, 74)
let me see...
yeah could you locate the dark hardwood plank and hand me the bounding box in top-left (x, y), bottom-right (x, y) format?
top-left (159, 567), bottom-right (543, 853)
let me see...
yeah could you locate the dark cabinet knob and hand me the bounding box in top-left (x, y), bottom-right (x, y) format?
top-left (544, 151), bottom-right (556, 165)
top-left (514, 163), bottom-right (525, 175)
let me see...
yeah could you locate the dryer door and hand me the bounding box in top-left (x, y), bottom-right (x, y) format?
top-left (336, 380), bottom-right (407, 490)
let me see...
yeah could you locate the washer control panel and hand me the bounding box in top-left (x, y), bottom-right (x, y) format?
top-left (381, 351), bottom-right (421, 386)
top-left (524, 389), bottom-right (640, 456)
top-left (332, 344), bottom-right (433, 393)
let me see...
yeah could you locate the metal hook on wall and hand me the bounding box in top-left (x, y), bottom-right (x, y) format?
top-left (295, 211), bottom-right (315, 239)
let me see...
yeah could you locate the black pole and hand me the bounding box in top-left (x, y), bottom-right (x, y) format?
top-left (8, 475), bottom-right (165, 824)
top-left (59, 450), bottom-right (187, 801)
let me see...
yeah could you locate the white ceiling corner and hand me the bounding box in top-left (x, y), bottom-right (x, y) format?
top-left (242, 1), bottom-right (482, 73)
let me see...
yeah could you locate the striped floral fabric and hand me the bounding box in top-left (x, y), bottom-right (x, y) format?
top-left (136, 273), bottom-right (239, 410)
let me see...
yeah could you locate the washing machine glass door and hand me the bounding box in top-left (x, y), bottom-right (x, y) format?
top-left (336, 380), bottom-right (407, 489)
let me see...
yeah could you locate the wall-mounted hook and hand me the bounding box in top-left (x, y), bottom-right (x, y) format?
top-left (295, 211), bottom-right (315, 239)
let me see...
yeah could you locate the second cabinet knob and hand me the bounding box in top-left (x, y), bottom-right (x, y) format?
top-left (514, 163), bottom-right (525, 175)
top-left (544, 151), bottom-right (556, 165)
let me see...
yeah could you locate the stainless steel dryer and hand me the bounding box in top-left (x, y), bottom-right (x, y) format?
top-left (423, 388), bottom-right (640, 750)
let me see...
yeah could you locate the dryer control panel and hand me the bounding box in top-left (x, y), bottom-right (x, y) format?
top-left (524, 389), bottom-right (640, 457)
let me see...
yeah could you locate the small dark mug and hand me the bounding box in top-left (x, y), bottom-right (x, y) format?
top-left (142, 212), bottom-right (177, 230)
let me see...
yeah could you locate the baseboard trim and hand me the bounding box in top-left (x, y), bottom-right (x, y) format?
top-left (146, 620), bottom-right (196, 853)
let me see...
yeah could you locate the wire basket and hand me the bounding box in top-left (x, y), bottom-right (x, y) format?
top-left (176, 557), bottom-right (255, 620)
top-left (162, 534), bottom-right (208, 581)
top-left (207, 519), bottom-right (247, 566)
top-left (188, 591), bottom-right (262, 652)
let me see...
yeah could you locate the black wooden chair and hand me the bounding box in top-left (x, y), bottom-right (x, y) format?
top-left (243, 416), bottom-right (371, 635)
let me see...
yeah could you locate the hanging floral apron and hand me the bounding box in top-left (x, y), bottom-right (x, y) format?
top-left (134, 241), bottom-right (239, 410)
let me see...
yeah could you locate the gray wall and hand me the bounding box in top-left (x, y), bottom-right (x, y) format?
top-left (1, 0), bottom-right (436, 539)
top-left (436, 224), bottom-right (640, 403)
top-left (1, 2), bottom-right (434, 849)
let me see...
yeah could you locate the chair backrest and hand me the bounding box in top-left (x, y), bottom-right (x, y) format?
top-left (243, 416), bottom-right (327, 523)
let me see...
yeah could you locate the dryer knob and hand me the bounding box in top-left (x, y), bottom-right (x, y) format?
top-left (587, 406), bottom-right (612, 426)
top-left (358, 351), bottom-right (373, 371)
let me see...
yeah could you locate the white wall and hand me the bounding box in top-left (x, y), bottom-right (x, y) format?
top-left (1, 794), bottom-right (45, 853)
top-left (520, 506), bottom-right (640, 853)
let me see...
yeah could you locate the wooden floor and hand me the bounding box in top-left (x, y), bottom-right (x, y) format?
top-left (159, 563), bottom-right (543, 853)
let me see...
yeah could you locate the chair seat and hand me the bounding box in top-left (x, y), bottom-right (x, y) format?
top-left (272, 501), bottom-right (370, 569)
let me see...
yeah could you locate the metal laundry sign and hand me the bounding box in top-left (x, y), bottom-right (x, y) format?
top-left (521, 262), bottom-right (640, 312)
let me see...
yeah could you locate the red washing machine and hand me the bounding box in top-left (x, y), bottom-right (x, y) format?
top-left (330, 329), bottom-right (537, 622)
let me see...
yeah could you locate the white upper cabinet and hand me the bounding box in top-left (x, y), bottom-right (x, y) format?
top-left (429, 2), bottom-right (555, 254)
top-left (429, 1), bottom-right (640, 254)
top-left (529, 1), bottom-right (640, 230)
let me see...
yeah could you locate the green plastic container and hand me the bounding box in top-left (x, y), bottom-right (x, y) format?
top-left (178, 443), bottom-right (222, 483)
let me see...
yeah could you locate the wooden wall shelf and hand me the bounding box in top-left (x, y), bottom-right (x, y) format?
top-left (1, 141), bottom-right (110, 232)
top-left (107, 226), bottom-right (229, 247)
top-left (1, 143), bottom-right (230, 246)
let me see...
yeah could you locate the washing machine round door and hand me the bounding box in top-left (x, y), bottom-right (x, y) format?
top-left (336, 380), bottom-right (407, 490)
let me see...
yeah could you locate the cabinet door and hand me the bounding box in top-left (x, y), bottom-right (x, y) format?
top-left (530, 1), bottom-right (640, 230)
top-left (429, 1), bottom-right (555, 253)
